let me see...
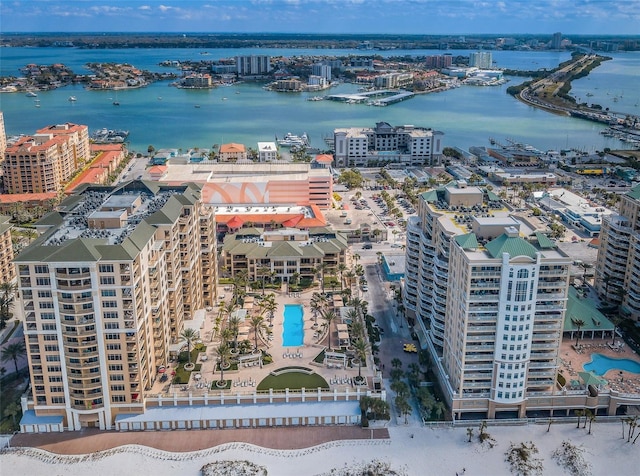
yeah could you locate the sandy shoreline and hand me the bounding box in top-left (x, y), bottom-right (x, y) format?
top-left (2, 422), bottom-right (639, 475)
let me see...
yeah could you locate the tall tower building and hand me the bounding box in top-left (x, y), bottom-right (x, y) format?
top-left (404, 182), bottom-right (572, 419)
top-left (312, 63), bottom-right (332, 81)
top-left (235, 55), bottom-right (272, 76)
top-left (469, 51), bottom-right (492, 69)
top-left (596, 185), bottom-right (640, 320)
top-left (0, 111), bottom-right (6, 165)
top-left (552, 32), bottom-right (563, 49)
top-left (16, 181), bottom-right (216, 430)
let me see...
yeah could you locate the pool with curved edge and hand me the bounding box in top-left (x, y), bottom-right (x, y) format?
top-left (282, 304), bottom-right (304, 347)
top-left (583, 353), bottom-right (640, 376)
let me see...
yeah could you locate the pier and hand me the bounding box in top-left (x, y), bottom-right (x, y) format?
top-left (325, 89), bottom-right (415, 106)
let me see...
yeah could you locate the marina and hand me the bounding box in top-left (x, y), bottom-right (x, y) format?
top-left (91, 128), bottom-right (130, 144)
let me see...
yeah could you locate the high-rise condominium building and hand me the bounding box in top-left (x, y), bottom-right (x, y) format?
top-left (0, 112), bottom-right (6, 164)
top-left (311, 63), bottom-right (332, 81)
top-left (16, 181), bottom-right (216, 430)
top-left (469, 51), bottom-right (493, 69)
top-left (0, 215), bottom-right (16, 284)
top-left (3, 123), bottom-right (90, 194)
top-left (595, 185), bottom-right (640, 320)
top-left (333, 122), bottom-right (444, 168)
top-left (552, 32), bottom-right (563, 50)
top-left (404, 182), bottom-right (572, 418)
top-left (235, 55), bottom-right (272, 76)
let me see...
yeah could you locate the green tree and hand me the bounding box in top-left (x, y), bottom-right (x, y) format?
top-left (573, 319), bottom-right (586, 347)
top-left (249, 314), bottom-right (266, 350)
top-left (353, 338), bottom-right (368, 382)
top-left (215, 343), bottom-right (231, 386)
top-left (1, 341), bottom-right (26, 375)
top-left (179, 328), bottom-right (199, 365)
top-left (321, 309), bottom-right (338, 350)
top-left (4, 401), bottom-right (22, 427)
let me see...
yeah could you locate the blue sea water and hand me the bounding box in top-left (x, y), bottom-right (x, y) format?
top-left (1, 47), bottom-right (638, 154)
top-left (282, 304), bottom-right (304, 347)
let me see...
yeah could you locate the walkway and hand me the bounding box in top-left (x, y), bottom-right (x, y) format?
top-left (10, 426), bottom-right (389, 454)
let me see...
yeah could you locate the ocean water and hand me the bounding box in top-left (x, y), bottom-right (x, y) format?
top-left (1, 47), bottom-right (638, 154)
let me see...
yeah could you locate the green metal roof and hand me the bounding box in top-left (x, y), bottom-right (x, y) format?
top-left (486, 190), bottom-right (501, 201)
top-left (534, 232), bottom-right (556, 249)
top-left (485, 233), bottom-right (538, 259)
top-left (564, 286), bottom-right (614, 332)
top-left (420, 190), bottom-right (438, 202)
top-left (626, 183), bottom-right (640, 200)
top-left (454, 233), bottom-right (478, 250)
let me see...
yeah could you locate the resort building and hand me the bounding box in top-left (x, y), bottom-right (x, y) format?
top-left (596, 185), bottom-right (640, 319)
top-left (221, 227), bottom-right (348, 283)
top-left (0, 215), bottom-right (15, 284)
top-left (235, 55), bottom-right (272, 76)
top-left (0, 112), bottom-right (6, 162)
top-left (469, 51), bottom-right (493, 69)
top-left (257, 142), bottom-right (278, 162)
top-left (404, 182), bottom-right (575, 418)
top-left (15, 180), bottom-right (217, 430)
top-left (333, 122), bottom-right (444, 168)
top-left (3, 123), bottom-right (91, 194)
top-left (218, 143), bottom-right (247, 162)
top-left (152, 162), bottom-right (333, 210)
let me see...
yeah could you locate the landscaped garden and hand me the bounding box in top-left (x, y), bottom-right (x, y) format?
top-left (257, 367), bottom-right (329, 391)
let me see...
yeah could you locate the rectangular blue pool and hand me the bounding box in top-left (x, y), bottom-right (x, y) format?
top-left (282, 304), bottom-right (304, 347)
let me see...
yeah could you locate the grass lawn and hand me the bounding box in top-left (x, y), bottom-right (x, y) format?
top-left (257, 370), bottom-right (329, 391)
top-left (173, 363), bottom-right (202, 384)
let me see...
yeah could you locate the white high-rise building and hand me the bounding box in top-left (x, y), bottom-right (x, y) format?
top-left (469, 51), bottom-right (493, 69)
top-left (404, 182), bottom-right (573, 419)
top-left (311, 63), bottom-right (332, 81)
top-left (235, 55), bottom-right (272, 76)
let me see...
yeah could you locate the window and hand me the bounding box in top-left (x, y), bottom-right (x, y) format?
top-left (101, 290), bottom-right (117, 297)
top-left (111, 395), bottom-right (126, 403)
top-left (108, 364), bottom-right (123, 371)
top-left (110, 374), bottom-right (124, 381)
top-left (100, 276), bottom-right (115, 285)
top-left (36, 277), bottom-right (51, 286)
top-left (103, 301), bottom-right (118, 308)
top-left (105, 333), bottom-right (120, 340)
top-left (104, 312), bottom-right (118, 319)
top-left (51, 397), bottom-right (65, 404)
top-left (47, 365), bottom-right (62, 372)
top-left (106, 343), bottom-right (121, 350)
top-left (50, 386), bottom-right (64, 393)
top-left (105, 322), bottom-right (120, 330)
top-left (45, 355), bottom-right (60, 362)
top-left (42, 323), bottom-right (57, 331)
top-left (41, 312), bottom-right (55, 320)
top-left (99, 264), bottom-right (114, 273)
top-left (44, 345), bottom-right (58, 352)
top-left (107, 354), bottom-right (122, 361)
top-left (110, 384), bottom-right (125, 392)
top-left (38, 290), bottom-right (52, 298)
top-left (35, 265), bottom-right (49, 274)
top-left (48, 376), bottom-right (62, 382)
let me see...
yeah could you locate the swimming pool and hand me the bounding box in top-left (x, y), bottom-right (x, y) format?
top-left (583, 353), bottom-right (640, 376)
top-left (282, 304), bottom-right (304, 347)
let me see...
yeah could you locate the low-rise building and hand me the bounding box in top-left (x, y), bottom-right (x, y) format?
top-left (257, 142), bottom-right (278, 162)
top-left (218, 143), bottom-right (247, 162)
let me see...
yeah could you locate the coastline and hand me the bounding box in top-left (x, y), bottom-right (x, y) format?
top-left (2, 422), bottom-right (639, 475)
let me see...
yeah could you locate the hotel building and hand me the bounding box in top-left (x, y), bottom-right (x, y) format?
top-left (333, 122), bottom-right (444, 167)
top-left (16, 181), bottom-right (216, 430)
top-left (0, 215), bottom-right (15, 284)
top-left (404, 182), bottom-right (574, 418)
top-left (3, 123), bottom-right (90, 194)
top-left (221, 227), bottom-right (348, 283)
top-left (595, 185), bottom-right (640, 319)
top-left (469, 51), bottom-right (493, 69)
top-left (236, 55), bottom-right (272, 76)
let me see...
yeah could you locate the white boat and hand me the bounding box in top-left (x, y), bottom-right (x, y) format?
top-left (26, 91), bottom-right (38, 97)
top-left (277, 132), bottom-right (309, 147)
top-left (68, 96), bottom-right (77, 102)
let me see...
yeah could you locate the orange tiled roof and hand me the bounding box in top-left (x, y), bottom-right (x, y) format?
top-left (220, 143), bottom-right (246, 153)
top-left (315, 154), bottom-right (334, 164)
top-left (0, 192), bottom-right (57, 204)
top-left (90, 143), bottom-right (124, 152)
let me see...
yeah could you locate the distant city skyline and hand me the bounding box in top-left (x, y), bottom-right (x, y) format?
top-left (1, 0), bottom-right (639, 36)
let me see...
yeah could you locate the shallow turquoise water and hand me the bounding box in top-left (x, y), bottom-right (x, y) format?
top-left (583, 353), bottom-right (640, 376)
top-left (282, 304), bottom-right (304, 347)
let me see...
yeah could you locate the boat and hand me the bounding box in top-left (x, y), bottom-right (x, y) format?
top-left (91, 128), bottom-right (129, 144)
top-left (277, 132), bottom-right (309, 147)
top-left (68, 96), bottom-right (77, 102)
top-left (221, 97), bottom-right (228, 101)
top-left (113, 101), bottom-right (120, 106)
top-left (25, 91), bottom-right (38, 97)
top-left (307, 96), bottom-right (323, 101)
top-left (157, 96), bottom-right (162, 100)
top-left (194, 104), bottom-right (201, 108)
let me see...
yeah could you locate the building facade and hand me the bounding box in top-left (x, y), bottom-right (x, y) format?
top-left (3, 123), bottom-right (90, 194)
top-left (333, 122), bottom-right (444, 168)
top-left (404, 182), bottom-right (575, 419)
top-left (16, 181), bottom-right (216, 430)
top-left (236, 55), bottom-right (271, 76)
top-left (257, 142), bottom-right (278, 162)
top-left (0, 215), bottom-right (15, 284)
top-left (218, 143), bottom-right (247, 162)
top-left (469, 51), bottom-right (493, 69)
top-left (222, 227), bottom-right (348, 283)
top-left (595, 185), bottom-right (640, 319)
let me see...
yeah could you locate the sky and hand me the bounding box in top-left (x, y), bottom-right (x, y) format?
top-left (1, 0), bottom-right (639, 35)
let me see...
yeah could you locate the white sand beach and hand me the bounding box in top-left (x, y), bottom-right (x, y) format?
top-left (2, 422), bottom-right (639, 475)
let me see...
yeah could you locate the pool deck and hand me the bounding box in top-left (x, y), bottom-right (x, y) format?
top-left (559, 337), bottom-right (640, 394)
top-left (148, 285), bottom-right (376, 398)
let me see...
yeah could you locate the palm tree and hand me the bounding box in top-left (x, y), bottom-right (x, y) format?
top-left (0, 281), bottom-right (17, 329)
top-left (575, 409), bottom-right (585, 428)
top-left (228, 314), bottom-right (242, 350)
top-left (249, 314), bottom-right (266, 350)
top-left (391, 357), bottom-right (403, 370)
top-left (179, 328), bottom-right (198, 365)
top-left (573, 318), bottom-right (586, 346)
top-left (337, 263), bottom-right (347, 291)
top-left (466, 427), bottom-right (474, 442)
top-left (353, 338), bottom-right (367, 382)
top-left (257, 266), bottom-right (270, 295)
top-left (215, 343), bottom-right (231, 386)
top-left (2, 341), bottom-right (26, 375)
top-left (317, 263), bottom-right (328, 294)
top-left (321, 309), bottom-right (338, 350)
top-left (4, 402), bottom-right (21, 427)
